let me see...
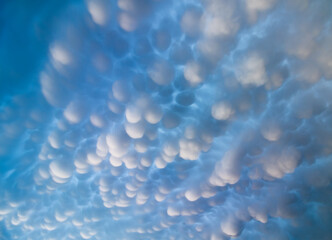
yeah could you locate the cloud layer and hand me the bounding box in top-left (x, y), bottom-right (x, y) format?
top-left (1, 0), bottom-right (332, 239)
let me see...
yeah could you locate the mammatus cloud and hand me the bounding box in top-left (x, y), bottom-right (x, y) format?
top-left (1, 0), bottom-right (332, 239)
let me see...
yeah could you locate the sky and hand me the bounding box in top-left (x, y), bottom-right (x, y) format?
top-left (1, 0), bottom-right (332, 239)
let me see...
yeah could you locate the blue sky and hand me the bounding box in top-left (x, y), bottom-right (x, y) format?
top-left (1, 0), bottom-right (332, 239)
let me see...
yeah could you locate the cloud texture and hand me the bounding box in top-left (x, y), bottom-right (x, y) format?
top-left (1, 0), bottom-right (332, 239)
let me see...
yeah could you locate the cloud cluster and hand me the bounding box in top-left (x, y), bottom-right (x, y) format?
top-left (1, 0), bottom-right (332, 239)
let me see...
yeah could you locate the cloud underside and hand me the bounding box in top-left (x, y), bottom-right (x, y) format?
top-left (1, 0), bottom-right (332, 239)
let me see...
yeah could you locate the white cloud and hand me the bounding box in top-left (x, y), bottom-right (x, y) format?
top-left (49, 159), bottom-right (73, 181)
top-left (148, 59), bottom-right (175, 86)
top-left (125, 104), bottom-right (142, 123)
top-left (235, 53), bottom-right (267, 87)
top-left (125, 121), bottom-right (145, 139)
top-left (50, 44), bottom-right (72, 65)
top-left (64, 100), bottom-right (87, 124)
top-left (220, 215), bottom-right (243, 237)
top-left (184, 61), bottom-right (206, 86)
top-left (209, 149), bottom-right (241, 186)
top-left (112, 81), bottom-right (131, 103)
top-left (86, 0), bottom-right (110, 26)
top-left (144, 104), bottom-right (163, 124)
top-left (211, 101), bottom-right (233, 120)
